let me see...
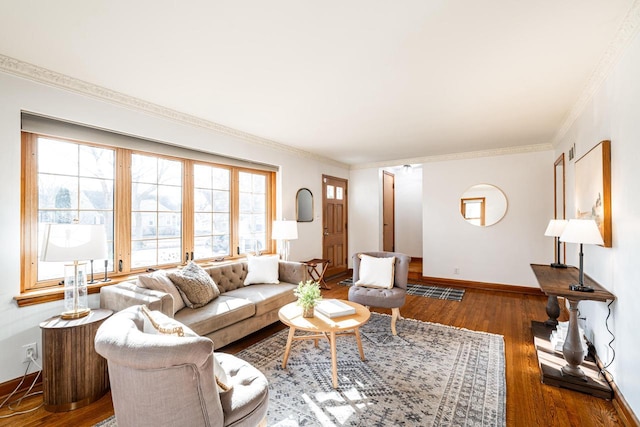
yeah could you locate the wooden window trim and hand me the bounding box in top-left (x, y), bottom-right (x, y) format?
top-left (17, 132), bottom-right (276, 305)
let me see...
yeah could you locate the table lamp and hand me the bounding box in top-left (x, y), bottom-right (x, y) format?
top-left (41, 223), bottom-right (108, 319)
top-left (544, 219), bottom-right (568, 268)
top-left (559, 219), bottom-right (604, 292)
top-left (272, 220), bottom-right (298, 261)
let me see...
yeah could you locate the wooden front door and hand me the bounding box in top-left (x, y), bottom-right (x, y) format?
top-left (382, 171), bottom-right (395, 252)
top-left (322, 175), bottom-right (348, 277)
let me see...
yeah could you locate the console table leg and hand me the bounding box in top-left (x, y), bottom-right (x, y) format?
top-left (561, 298), bottom-right (587, 380)
top-left (544, 295), bottom-right (560, 327)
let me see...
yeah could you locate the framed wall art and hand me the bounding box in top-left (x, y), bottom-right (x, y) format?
top-left (574, 140), bottom-right (611, 247)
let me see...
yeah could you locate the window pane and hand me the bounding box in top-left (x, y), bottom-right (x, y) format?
top-left (336, 186), bottom-right (343, 200)
top-left (237, 171), bottom-right (268, 255)
top-left (131, 154), bottom-right (183, 268)
top-left (192, 164), bottom-right (230, 260)
top-left (327, 185), bottom-right (335, 199)
top-left (36, 137), bottom-right (115, 281)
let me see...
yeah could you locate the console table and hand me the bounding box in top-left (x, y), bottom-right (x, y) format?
top-left (530, 264), bottom-right (615, 397)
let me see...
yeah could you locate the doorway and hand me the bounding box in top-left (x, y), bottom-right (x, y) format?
top-left (383, 171), bottom-right (395, 252)
top-left (322, 175), bottom-right (348, 277)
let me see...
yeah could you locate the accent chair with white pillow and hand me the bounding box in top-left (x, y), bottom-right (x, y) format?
top-left (348, 251), bottom-right (411, 335)
top-left (95, 305), bottom-right (268, 427)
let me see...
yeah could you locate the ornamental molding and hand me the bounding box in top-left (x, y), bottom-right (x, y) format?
top-left (0, 54), bottom-right (348, 169)
top-left (552, 1), bottom-right (640, 145)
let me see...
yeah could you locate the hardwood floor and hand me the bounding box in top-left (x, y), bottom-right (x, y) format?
top-left (0, 266), bottom-right (623, 426)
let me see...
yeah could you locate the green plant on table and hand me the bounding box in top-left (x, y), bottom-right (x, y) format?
top-left (294, 280), bottom-right (322, 309)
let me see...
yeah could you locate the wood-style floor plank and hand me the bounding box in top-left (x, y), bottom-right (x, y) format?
top-left (0, 263), bottom-right (623, 426)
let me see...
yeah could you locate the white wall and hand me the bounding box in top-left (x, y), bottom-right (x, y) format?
top-left (0, 71), bottom-right (348, 383)
top-left (348, 168), bottom-right (382, 261)
top-left (422, 150), bottom-right (554, 286)
top-left (555, 30), bottom-right (640, 415)
top-left (394, 167), bottom-right (423, 257)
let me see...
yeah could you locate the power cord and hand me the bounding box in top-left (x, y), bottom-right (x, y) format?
top-left (0, 354), bottom-right (44, 419)
top-left (602, 300), bottom-right (616, 371)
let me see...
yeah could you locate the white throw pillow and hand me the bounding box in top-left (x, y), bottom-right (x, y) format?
top-left (354, 254), bottom-right (396, 289)
top-left (244, 255), bottom-right (280, 285)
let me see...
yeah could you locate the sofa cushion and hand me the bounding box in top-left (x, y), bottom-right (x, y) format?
top-left (224, 283), bottom-right (297, 317)
top-left (174, 295), bottom-right (255, 338)
top-left (168, 262), bottom-right (221, 308)
top-left (137, 270), bottom-right (186, 314)
top-left (205, 262), bottom-right (247, 293)
top-left (244, 255), bottom-right (280, 285)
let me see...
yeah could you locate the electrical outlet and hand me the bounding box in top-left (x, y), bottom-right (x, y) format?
top-left (454, 267), bottom-right (460, 275)
top-left (22, 343), bottom-right (38, 364)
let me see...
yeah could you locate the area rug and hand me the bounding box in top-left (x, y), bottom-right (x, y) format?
top-left (338, 278), bottom-right (465, 302)
top-left (95, 314), bottom-right (505, 427)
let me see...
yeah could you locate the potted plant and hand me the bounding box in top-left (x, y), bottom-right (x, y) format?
top-left (294, 280), bottom-right (322, 318)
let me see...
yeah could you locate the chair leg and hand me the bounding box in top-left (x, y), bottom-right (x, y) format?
top-left (391, 307), bottom-right (401, 335)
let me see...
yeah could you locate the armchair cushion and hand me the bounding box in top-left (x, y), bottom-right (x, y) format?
top-left (137, 270), bottom-right (186, 314)
top-left (355, 254), bottom-right (395, 289)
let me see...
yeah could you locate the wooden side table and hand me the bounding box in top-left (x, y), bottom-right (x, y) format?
top-left (40, 308), bottom-right (112, 412)
top-left (303, 258), bottom-right (331, 289)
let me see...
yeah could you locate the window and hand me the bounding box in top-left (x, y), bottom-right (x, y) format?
top-left (461, 197), bottom-right (485, 226)
top-left (21, 132), bottom-right (274, 294)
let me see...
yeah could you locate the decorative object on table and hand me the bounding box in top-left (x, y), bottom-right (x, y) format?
top-left (315, 299), bottom-right (356, 318)
top-left (560, 219), bottom-right (604, 292)
top-left (574, 140), bottom-right (611, 247)
top-left (271, 219), bottom-right (298, 261)
top-left (293, 280), bottom-right (322, 318)
top-left (544, 219), bottom-right (568, 268)
top-left (40, 222), bottom-right (108, 319)
top-left (102, 259), bottom-right (111, 282)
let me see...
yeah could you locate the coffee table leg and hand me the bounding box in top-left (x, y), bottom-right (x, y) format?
top-left (282, 327), bottom-right (296, 369)
top-left (330, 331), bottom-right (338, 388)
top-left (354, 327), bottom-right (366, 361)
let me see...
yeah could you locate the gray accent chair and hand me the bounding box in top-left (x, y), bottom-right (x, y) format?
top-left (95, 306), bottom-right (268, 427)
top-left (348, 251), bottom-right (411, 335)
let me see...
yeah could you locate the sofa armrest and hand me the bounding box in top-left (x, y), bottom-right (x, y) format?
top-left (278, 260), bottom-right (309, 285)
top-left (100, 282), bottom-right (174, 317)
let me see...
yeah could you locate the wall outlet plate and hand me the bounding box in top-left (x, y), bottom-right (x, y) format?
top-left (22, 342), bottom-right (38, 363)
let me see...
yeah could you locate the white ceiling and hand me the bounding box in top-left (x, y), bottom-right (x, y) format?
top-left (0, 1), bottom-right (636, 166)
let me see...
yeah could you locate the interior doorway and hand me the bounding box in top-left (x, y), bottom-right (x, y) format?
top-left (322, 175), bottom-right (348, 277)
top-left (383, 171), bottom-right (395, 252)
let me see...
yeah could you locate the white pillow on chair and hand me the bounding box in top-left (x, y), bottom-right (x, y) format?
top-left (355, 254), bottom-right (395, 289)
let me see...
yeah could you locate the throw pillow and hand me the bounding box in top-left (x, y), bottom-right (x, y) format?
top-left (167, 262), bottom-right (221, 308)
top-left (137, 270), bottom-right (186, 315)
top-left (244, 255), bottom-right (280, 285)
top-left (138, 306), bottom-right (231, 392)
top-left (354, 254), bottom-right (396, 289)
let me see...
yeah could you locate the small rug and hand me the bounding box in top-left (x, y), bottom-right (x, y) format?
top-left (338, 278), bottom-right (465, 302)
top-left (95, 314), bottom-right (505, 426)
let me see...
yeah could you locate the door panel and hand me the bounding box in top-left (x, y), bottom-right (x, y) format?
top-left (383, 171), bottom-right (395, 252)
top-left (322, 175), bottom-right (348, 277)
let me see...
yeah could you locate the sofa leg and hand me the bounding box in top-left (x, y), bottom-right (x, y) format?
top-left (391, 307), bottom-right (401, 335)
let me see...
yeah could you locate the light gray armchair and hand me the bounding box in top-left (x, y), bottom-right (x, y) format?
top-left (348, 251), bottom-right (411, 335)
top-left (95, 306), bottom-right (268, 427)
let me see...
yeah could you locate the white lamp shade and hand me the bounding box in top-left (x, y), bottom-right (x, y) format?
top-left (544, 219), bottom-right (568, 237)
top-left (41, 223), bottom-right (108, 262)
top-left (559, 219), bottom-right (604, 245)
top-left (272, 220), bottom-right (298, 240)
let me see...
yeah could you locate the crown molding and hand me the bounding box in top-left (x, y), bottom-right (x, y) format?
top-left (552, 1), bottom-right (640, 145)
top-left (0, 54), bottom-right (349, 170)
top-left (350, 143), bottom-right (553, 170)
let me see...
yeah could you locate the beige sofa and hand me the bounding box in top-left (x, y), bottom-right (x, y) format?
top-left (100, 260), bottom-right (307, 348)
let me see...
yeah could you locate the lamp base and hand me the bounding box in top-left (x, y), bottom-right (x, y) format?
top-left (569, 284), bottom-right (594, 293)
top-left (550, 262), bottom-right (568, 268)
top-left (61, 307), bottom-right (91, 320)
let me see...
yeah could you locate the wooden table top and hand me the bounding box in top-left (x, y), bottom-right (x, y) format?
top-left (278, 300), bottom-right (370, 332)
top-left (530, 264), bottom-right (615, 302)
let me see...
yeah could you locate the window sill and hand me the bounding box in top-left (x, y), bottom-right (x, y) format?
top-left (14, 279), bottom-right (129, 307)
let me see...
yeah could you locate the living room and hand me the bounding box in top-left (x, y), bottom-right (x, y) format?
top-left (1, 2), bottom-right (640, 426)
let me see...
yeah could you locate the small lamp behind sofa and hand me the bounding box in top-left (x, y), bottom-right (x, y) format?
top-left (95, 305), bottom-right (268, 427)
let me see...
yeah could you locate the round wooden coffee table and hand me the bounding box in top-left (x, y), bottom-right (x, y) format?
top-left (278, 300), bottom-right (370, 388)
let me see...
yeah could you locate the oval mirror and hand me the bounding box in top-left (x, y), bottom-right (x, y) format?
top-left (296, 188), bottom-right (313, 222)
top-left (460, 184), bottom-right (507, 227)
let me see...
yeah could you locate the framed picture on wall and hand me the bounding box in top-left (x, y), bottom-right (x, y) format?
top-left (574, 140), bottom-right (612, 247)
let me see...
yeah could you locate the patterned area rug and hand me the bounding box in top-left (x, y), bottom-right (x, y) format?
top-left (338, 278), bottom-right (465, 302)
top-left (95, 314), bottom-right (505, 427)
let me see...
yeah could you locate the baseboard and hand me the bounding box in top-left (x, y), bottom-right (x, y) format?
top-left (591, 350), bottom-right (640, 427)
top-left (0, 371), bottom-right (42, 401)
top-left (419, 276), bottom-right (545, 296)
